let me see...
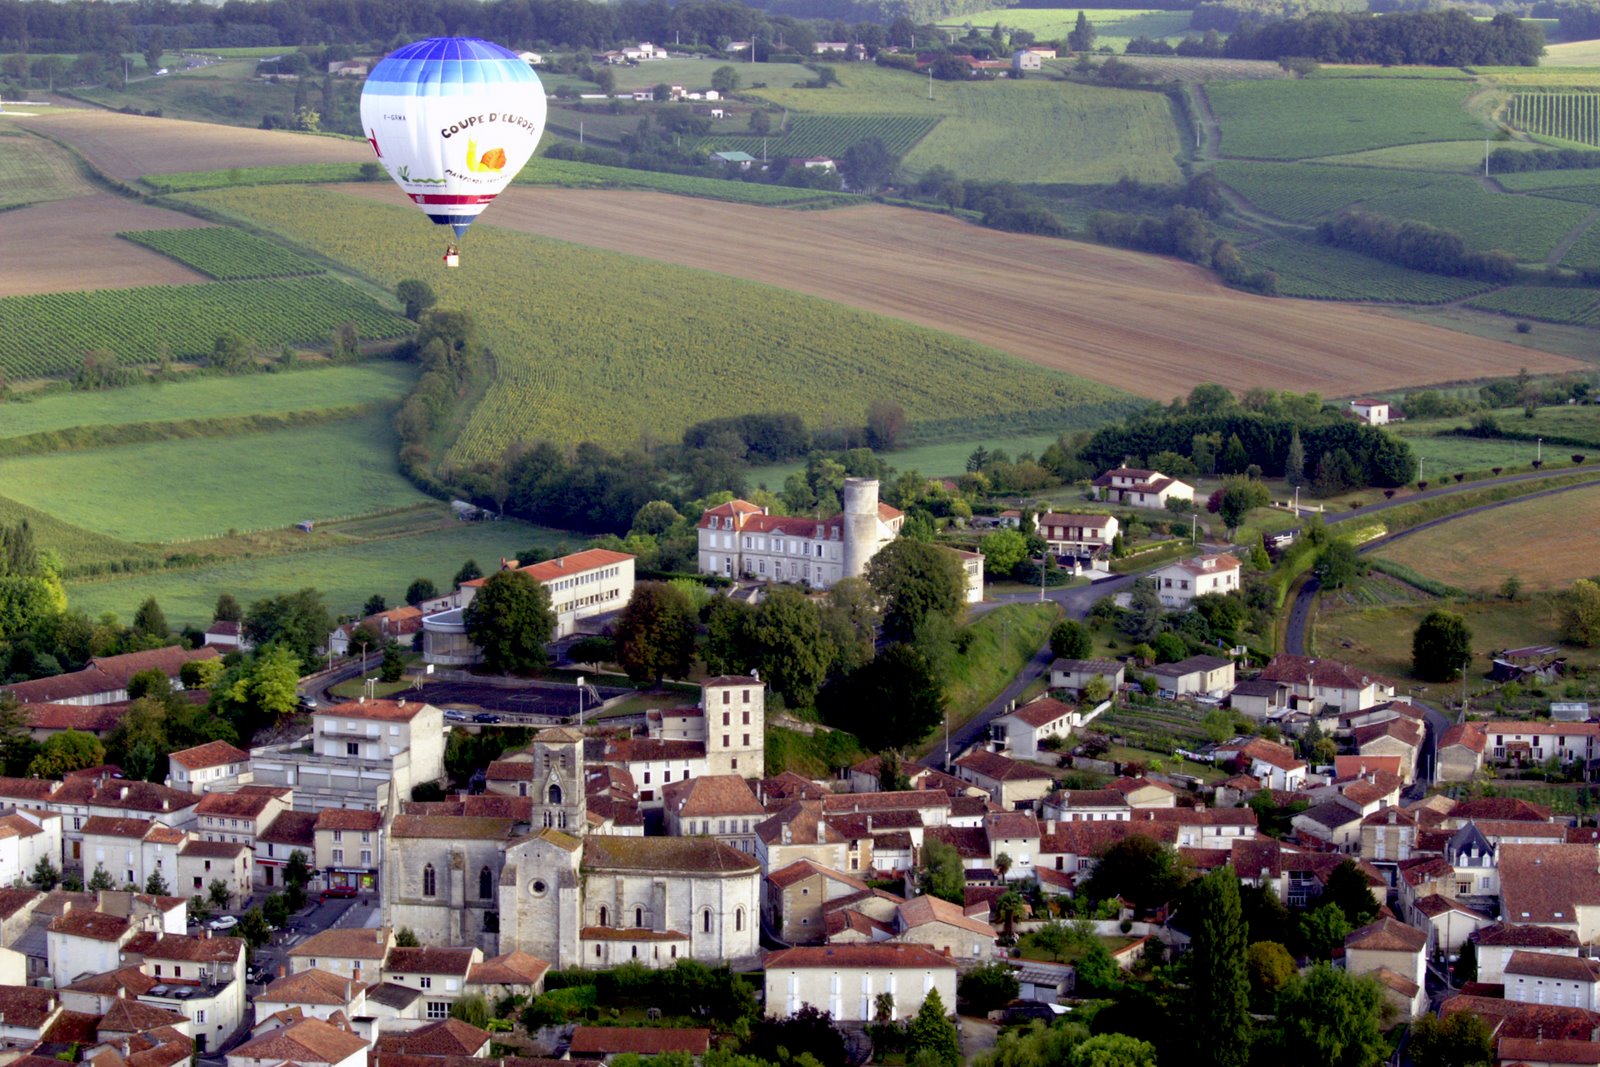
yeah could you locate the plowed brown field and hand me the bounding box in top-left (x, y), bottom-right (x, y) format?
top-left (26, 109), bottom-right (367, 180)
top-left (0, 195), bottom-right (209, 296)
top-left (338, 184), bottom-right (1583, 400)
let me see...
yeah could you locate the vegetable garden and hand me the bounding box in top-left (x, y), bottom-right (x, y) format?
top-left (1509, 91), bottom-right (1600, 148)
top-left (0, 278), bottom-right (411, 380)
top-left (119, 227), bottom-right (325, 280)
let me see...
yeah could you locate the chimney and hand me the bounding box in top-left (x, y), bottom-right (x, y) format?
top-left (866, 815), bottom-right (873, 832)
top-left (817, 819), bottom-right (826, 842)
top-left (122, 1040), bottom-right (130, 1058)
top-left (1047, 820), bottom-right (1057, 835)
top-left (119, 786), bottom-right (129, 800)
top-left (781, 824), bottom-right (791, 845)
top-left (117, 986), bottom-right (126, 999)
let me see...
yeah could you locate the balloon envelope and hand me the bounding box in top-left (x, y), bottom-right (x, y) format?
top-left (360, 37), bottom-right (546, 239)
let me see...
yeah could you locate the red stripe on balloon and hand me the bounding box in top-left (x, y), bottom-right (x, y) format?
top-left (405, 193), bottom-right (498, 205)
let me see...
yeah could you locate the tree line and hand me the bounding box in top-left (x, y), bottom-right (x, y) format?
top-left (1490, 145), bottom-right (1600, 172)
top-left (1223, 10), bottom-right (1544, 65)
top-left (1317, 210), bottom-right (1518, 283)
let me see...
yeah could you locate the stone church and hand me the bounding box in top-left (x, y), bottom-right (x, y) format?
top-left (385, 727), bottom-right (761, 967)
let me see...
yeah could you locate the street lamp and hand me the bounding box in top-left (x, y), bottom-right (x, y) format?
top-left (577, 675), bottom-right (586, 727)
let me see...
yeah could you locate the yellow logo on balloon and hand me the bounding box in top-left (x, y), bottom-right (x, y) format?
top-left (467, 139), bottom-right (507, 173)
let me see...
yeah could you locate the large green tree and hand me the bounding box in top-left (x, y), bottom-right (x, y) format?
top-left (1069, 1034), bottom-right (1158, 1067)
top-left (980, 529), bottom-right (1028, 577)
top-left (1273, 965), bottom-right (1387, 1067)
top-left (463, 569), bottom-right (555, 674)
top-left (906, 988), bottom-right (960, 1067)
top-left (1409, 1011), bottom-right (1492, 1067)
top-left (132, 597), bottom-right (168, 639)
top-left (226, 645), bottom-right (302, 723)
top-left (614, 581), bottom-right (697, 685)
top-left (1051, 619), bottom-right (1092, 660)
top-left (1188, 866), bottom-right (1250, 1067)
top-left (919, 839), bottom-right (966, 904)
top-left (243, 588), bottom-right (330, 666)
top-left (27, 730), bottom-right (106, 778)
top-left (1322, 859), bottom-right (1379, 927)
top-left (1081, 835), bottom-right (1183, 912)
top-left (1314, 540), bottom-right (1365, 589)
top-left (746, 586), bottom-right (832, 709)
top-left (867, 538), bottom-right (966, 642)
top-left (1412, 608), bottom-right (1473, 681)
top-left (1245, 941), bottom-right (1296, 1012)
top-left (831, 642), bottom-right (945, 752)
top-left (1559, 578), bottom-right (1600, 647)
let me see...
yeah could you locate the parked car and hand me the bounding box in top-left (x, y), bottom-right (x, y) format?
top-left (208, 915), bottom-right (239, 931)
top-left (320, 885), bottom-right (359, 901)
top-left (444, 710), bottom-right (467, 722)
top-left (472, 712), bottom-right (501, 723)
top-left (297, 695), bottom-right (318, 711)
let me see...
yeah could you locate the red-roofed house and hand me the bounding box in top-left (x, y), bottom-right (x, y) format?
top-left (250, 698), bottom-right (445, 812)
top-left (766, 859), bottom-right (875, 944)
top-left (315, 808), bottom-right (383, 893)
top-left (764, 943), bottom-right (958, 1022)
top-left (1150, 555), bottom-right (1240, 608)
top-left (2, 646), bottom-right (220, 707)
top-left (894, 894), bottom-right (998, 959)
top-left (1036, 512), bottom-right (1119, 555)
top-left (952, 749), bottom-right (1055, 807)
top-left (167, 741), bottom-right (252, 795)
top-left (1093, 467), bottom-right (1194, 509)
top-left (1216, 737), bottom-right (1307, 791)
top-left (1346, 917), bottom-right (1428, 1017)
top-left (569, 1027), bottom-right (710, 1060)
top-left (1506, 950), bottom-right (1600, 1011)
top-left (697, 478), bottom-right (904, 590)
top-left (1258, 654), bottom-right (1393, 714)
top-left (990, 697), bottom-right (1079, 760)
top-left (328, 604), bottom-right (425, 658)
top-left (1439, 722), bottom-right (1488, 782)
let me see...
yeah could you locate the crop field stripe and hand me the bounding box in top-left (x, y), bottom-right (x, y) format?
top-left (1240, 237), bottom-right (1495, 302)
top-left (1464, 285), bottom-right (1600, 325)
top-left (1358, 175), bottom-right (1596, 262)
top-left (1206, 78), bottom-right (1488, 160)
top-left (0, 278), bottom-right (411, 381)
top-left (1510, 91), bottom-right (1600, 148)
top-left (1212, 160), bottom-right (1431, 222)
top-left (119, 227), bottom-right (325, 280)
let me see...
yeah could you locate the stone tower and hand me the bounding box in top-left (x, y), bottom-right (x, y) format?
top-left (530, 727), bottom-right (586, 833)
top-left (703, 674), bottom-right (765, 778)
top-left (841, 477), bottom-right (881, 580)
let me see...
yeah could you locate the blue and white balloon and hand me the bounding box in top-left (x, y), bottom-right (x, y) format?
top-left (359, 37), bottom-right (547, 240)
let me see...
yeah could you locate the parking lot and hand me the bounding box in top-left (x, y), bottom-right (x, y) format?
top-left (421, 679), bottom-right (632, 721)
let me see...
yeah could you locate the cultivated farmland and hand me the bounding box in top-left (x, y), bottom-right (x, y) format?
top-left (1373, 486), bottom-right (1600, 592)
top-left (1211, 161), bottom-right (1422, 222)
top-left (0, 278), bottom-right (410, 380)
top-left (938, 8), bottom-right (1195, 51)
top-left (749, 64), bottom-right (1184, 184)
top-left (0, 129), bottom-right (95, 208)
top-left (18, 108), bottom-right (367, 180)
top-left (1560, 220), bottom-right (1600, 270)
top-left (1465, 286), bottom-right (1600, 325)
top-left (316, 183), bottom-right (1585, 409)
top-left (1239, 238), bottom-right (1495, 302)
top-left (120, 227), bottom-right (325, 280)
top-left (1509, 91), bottom-right (1600, 148)
top-left (693, 114), bottom-right (941, 160)
top-left (0, 195), bottom-right (210, 297)
top-left (0, 409), bottom-right (425, 542)
top-left (1359, 176), bottom-right (1593, 262)
top-left (1205, 77), bottom-right (1485, 159)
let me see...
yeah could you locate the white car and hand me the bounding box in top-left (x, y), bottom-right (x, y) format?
top-left (208, 915), bottom-right (239, 931)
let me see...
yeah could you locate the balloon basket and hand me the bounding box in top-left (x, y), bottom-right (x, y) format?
top-left (443, 251), bottom-right (460, 269)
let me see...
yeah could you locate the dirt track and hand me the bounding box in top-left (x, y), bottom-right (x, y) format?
top-left (25, 110), bottom-right (368, 180)
top-left (0, 195), bottom-right (210, 296)
top-left (339, 184), bottom-right (1584, 401)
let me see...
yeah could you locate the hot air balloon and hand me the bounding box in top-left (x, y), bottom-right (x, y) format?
top-left (360, 37), bottom-right (547, 267)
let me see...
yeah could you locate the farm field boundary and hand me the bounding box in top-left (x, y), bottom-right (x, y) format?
top-left (119, 227), bottom-right (325, 280)
top-left (0, 403), bottom-right (379, 459)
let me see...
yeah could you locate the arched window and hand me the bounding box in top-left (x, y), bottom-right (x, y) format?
top-left (422, 864), bottom-right (436, 897)
top-left (599, 906), bottom-right (609, 927)
top-left (736, 907), bottom-right (744, 932)
top-left (703, 909), bottom-right (712, 933)
top-left (478, 866), bottom-right (493, 900)
top-left (635, 906), bottom-right (644, 928)
top-left (549, 783), bottom-right (563, 806)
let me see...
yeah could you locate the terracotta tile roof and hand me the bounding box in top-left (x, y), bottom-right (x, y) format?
top-left (179, 839), bottom-right (248, 859)
top-left (126, 1027), bottom-right (195, 1067)
top-left (486, 759), bottom-right (535, 782)
top-left (953, 749), bottom-right (1054, 782)
top-left (921, 824), bottom-right (987, 859)
top-left (1450, 797), bottom-right (1553, 822)
top-left (768, 859), bottom-right (869, 892)
top-left (1507, 951), bottom-right (1600, 983)
top-left (290, 927), bottom-right (392, 960)
top-left (603, 737), bottom-right (706, 763)
top-left (1237, 738), bottom-right (1305, 772)
top-left (569, 1027), bottom-right (710, 1056)
top-left (1353, 718), bottom-right (1424, 749)
top-left (1442, 993), bottom-right (1600, 1040)
top-left (231, 1017), bottom-right (370, 1064)
top-left (664, 774), bottom-right (764, 818)
top-left (384, 946), bottom-right (477, 976)
top-left (43, 1009), bottom-right (99, 1045)
top-left (1473, 820), bottom-right (1566, 841)
top-left (0, 777), bottom-right (59, 801)
top-left (100, 998), bottom-right (187, 1033)
top-left (826, 907), bottom-right (894, 939)
top-left (2, 646), bottom-right (218, 704)
top-left (897, 894), bottom-right (996, 939)
top-left (64, 965), bottom-right (156, 997)
top-left (1006, 697), bottom-right (1076, 729)
top-left (462, 549), bottom-right (634, 589)
top-left (168, 740), bottom-right (249, 770)
top-left (49, 910), bottom-right (130, 941)
top-left (314, 808), bottom-right (383, 832)
top-left (259, 809), bottom-right (319, 847)
top-left (583, 834), bottom-right (759, 874)
top-left (1161, 554), bottom-right (1240, 578)
top-left (374, 1019), bottom-right (490, 1057)
top-left (1230, 838), bottom-right (1283, 877)
top-left (1346, 916), bottom-right (1426, 953)
top-left (21, 703), bottom-right (125, 733)
top-left (1477, 923), bottom-right (1581, 948)
top-left (146, 825), bottom-right (186, 846)
top-left (0, 815), bottom-right (42, 841)
top-left (1441, 723), bottom-right (1488, 754)
top-left (1131, 806), bottom-right (1256, 828)
top-left (1050, 789), bottom-right (1130, 809)
top-left (1498, 1037), bottom-right (1600, 1065)
top-left (827, 812), bottom-right (921, 840)
top-left (467, 950), bottom-right (550, 988)
top-left (80, 815), bottom-right (155, 839)
top-left (1260, 654), bottom-right (1380, 692)
top-left (760, 772), bottom-right (828, 803)
top-left (0, 985), bottom-right (58, 1028)
top-left (984, 812), bottom-right (1040, 840)
top-left (1038, 512), bottom-right (1116, 530)
top-left (1335, 755), bottom-right (1404, 779)
top-left (125, 930), bottom-right (244, 962)
top-left (389, 814), bottom-right (515, 840)
top-left (318, 697), bottom-right (436, 722)
top-left (54, 777), bottom-right (198, 815)
top-left (1367, 965), bottom-right (1420, 999)
top-left (769, 943), bottom-right (958, 970)
top-left (758, 800), bottom-right (848, 847)
top-left (823, 791), bottom-right (949, 814)
top-left (1499, 844), bottom-right (1600, 925)
top-left (260, 968), bottom-right (361, 1006)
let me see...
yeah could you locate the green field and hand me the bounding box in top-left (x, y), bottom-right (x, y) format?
top-left (0, 363), bottom-right (414, 440)
top-left (1359, 175), bottom-right (1594, 262)
top-left (0, 130), bottom-right (94, 207)
top-left (1543, 42), bottom-right (1600, 67)
top-left (938, 8), bottom-right (1195, 51)
top-left (0, 409), bottom-right (425, 542)
top-left (1398, 405), bottom-right (1600, 450)
top-left (66, 514), bottom-right (567, 626)
top-left (692, 113), bottom-right (941, 160)
top-left (1465, 285), bottom-right (1600, 325)
top-left (119, 227), bottom-right (325, 280)
top-left (76, 59), bottom-right (363, 132)
top-left (142, 163), bottom-right (374, 194)
top-left (0, 493), bottom-right (162, 575)
top-left (751, 64), bottom-right (1183, 184)
top-left (1207, 78), bottom-right (1487, 160)
top-left (1509, 91), bottom-right (1600, 148)
top-left (1212, 160), bottom-right (1423, 222)
top-left (1560, 219), bottom-right (1600, 269)
top-left (1494, 169), bottom-right (1600, 194)
top-left (1317, 139), bottom-right (1539, 172)
top-left (538, 57), bottom-right (818, 95)
top-left (0, 278), bottom-right (411, 381)
top-left (182, 184), bottom-right (1136, 462)
top-left (746, 431), bottom-right (1061, 488)
top-left (1238, 238), bottom-right (1495, 302)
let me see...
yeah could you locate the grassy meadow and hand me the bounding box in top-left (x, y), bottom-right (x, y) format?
top-left (180, 184), bottom-right (1134, 462)
top-left (1206, 77), bottom-right (1485, 159)
top-left (0, 130), bottom-right (94, 207)
top-left (0, 409), bottom-right (424, 542)
top-left (749, 63), bottom-right (1184, 184)
top-left (746, 432), bottom-right (1061, 487)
